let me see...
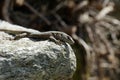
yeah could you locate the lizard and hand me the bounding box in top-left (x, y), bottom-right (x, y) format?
top-left (0, 20), bottom-right (74, 45)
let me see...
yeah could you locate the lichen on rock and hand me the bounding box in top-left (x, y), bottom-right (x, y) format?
top-left (0, 31), bottom-right (76, 80)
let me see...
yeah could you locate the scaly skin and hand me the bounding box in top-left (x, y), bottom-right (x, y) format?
top-left (0, 20), bottom-right (74, 44)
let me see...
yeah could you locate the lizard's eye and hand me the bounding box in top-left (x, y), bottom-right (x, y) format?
top-left (67, 36), bottom-right (71, 40)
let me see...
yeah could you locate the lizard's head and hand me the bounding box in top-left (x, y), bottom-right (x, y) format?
top-left (52, 32), bottom-right (74, 45)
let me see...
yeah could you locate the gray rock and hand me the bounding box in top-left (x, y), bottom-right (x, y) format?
top-left (0, 31), bottom-right (76, 80)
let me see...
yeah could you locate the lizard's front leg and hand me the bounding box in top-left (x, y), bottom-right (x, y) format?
top-left (49, 35), bottom-right (62, 45)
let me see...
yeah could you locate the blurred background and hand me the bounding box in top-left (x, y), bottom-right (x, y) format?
top-left (0, 0), bottom-right (120, 80)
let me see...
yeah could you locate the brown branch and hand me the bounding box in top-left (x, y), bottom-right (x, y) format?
top-left (24, 1), bottom-right (51, 25)
top-left (95, 2), bottom-right (114, 20)
top-left (52, 12), bottom-right (68, 28)
top-left (2, 0), bottom-right (12, 22)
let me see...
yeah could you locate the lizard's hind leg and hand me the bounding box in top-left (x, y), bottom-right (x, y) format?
top-left (14, 32), bottom-right (29, 40)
